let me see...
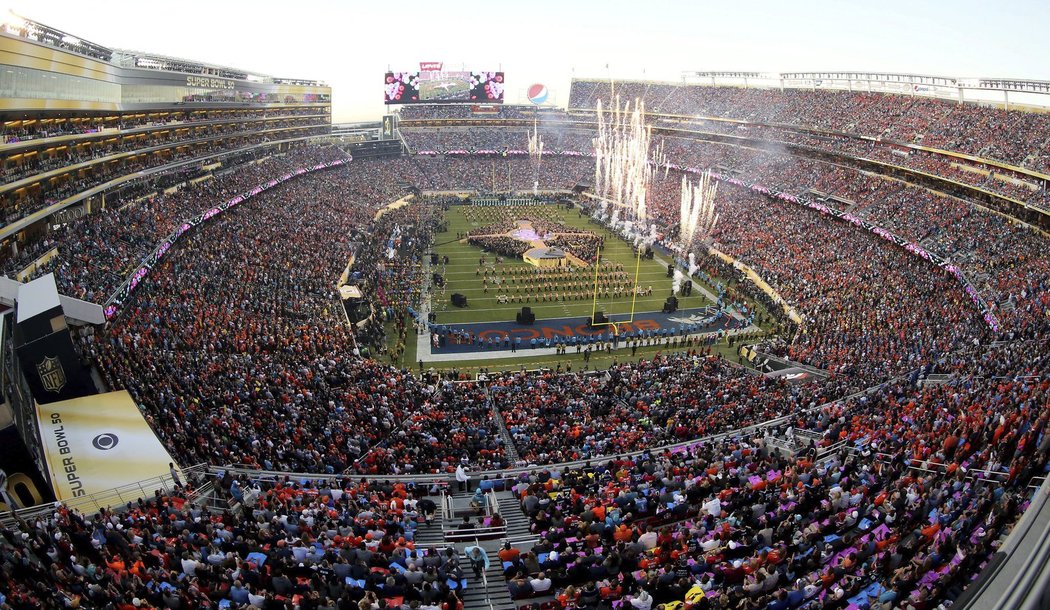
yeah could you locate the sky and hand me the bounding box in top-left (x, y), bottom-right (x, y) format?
top-left (7, 0), bottom-right (1050, 122)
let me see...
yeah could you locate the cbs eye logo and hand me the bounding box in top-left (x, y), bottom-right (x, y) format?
top-left (92, 433), bottom-right (119, 451)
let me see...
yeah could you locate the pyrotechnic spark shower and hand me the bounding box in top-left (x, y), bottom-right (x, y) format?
top-left (588, 93), bottom-right (662, 333)
top-left (527, 119), bottom-right (544, 194)
top-left (527, 119), bottom-right (544, 173)
top-left (653, 139), bottom-right (670, 179)
top-left (594, 96), bottom-right (655, 225)
top-left (679, 170), bottom-right (719, 253)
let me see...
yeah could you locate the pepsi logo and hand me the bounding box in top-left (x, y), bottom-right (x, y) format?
top-left (527, 84), bottom-right (548, 105)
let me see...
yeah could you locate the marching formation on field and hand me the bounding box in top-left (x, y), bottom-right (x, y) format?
top-left (460, 205), bottom-right (606, 263)
top-left (472, 260), bottom-right (649, 303)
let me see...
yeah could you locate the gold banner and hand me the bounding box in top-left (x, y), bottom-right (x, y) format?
top-left (35, 390), bottom-right (180, 502)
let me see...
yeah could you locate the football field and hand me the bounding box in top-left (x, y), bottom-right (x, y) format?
top-left (429, 204), bottom-right (710, 325)
top-left (419, 80), bottom-right (470, 101)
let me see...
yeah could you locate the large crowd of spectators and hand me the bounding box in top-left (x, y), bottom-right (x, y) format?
top-left (0, 116), bottom-right (323, 189)
top-left (479, 338), bottom-right (1046, 610)
top-left (494, 353), bottom-right (841, 466)
top-left (399, 85), bottom-right (1050, 208)
top-left (28, 145), bottom-right (1039, 478)
top-left (0, 145), bottom-right (350, 301)
top-left (0, 473), bottom-right (478, 610)
top-left (398, 105), bottom-right (556, 121)
top-left (356, 379), bottom-right (509, 474)
top-left (0, 130), bottom-right (1037, 351)
top-left (3, 381), bottom-right (1045, 610)
top-left (673, 119), bottom-right (1050, 210)
top-left (87, 167), bottom-right (422, 474)
top-left (0, 113), bottom-right (1048, 609)
top-left (79, 156), bottom-right (590, 475)
top-left (5, 338), bottom-right (1045, 609)
top-left (500, 365), bottom-right (1044, 610)
top-left (3, 365), bottom-right (1043, 609)
top-left (411, 157), bottom-right (592, 193)
top-left (570, 81), bottom-right (1050, 173)
top-left (402, 128), bottom-right (594, 155)
top-left (706, 183), bottom-right (991, 382)
top-left (568, 80), bottom-right (1050, 208)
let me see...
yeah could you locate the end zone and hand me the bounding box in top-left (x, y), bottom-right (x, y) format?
top-left (416, 305), bottom-right (755, 362)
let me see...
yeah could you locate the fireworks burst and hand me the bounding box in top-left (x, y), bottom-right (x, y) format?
top-left (653, 139), bottom-right (670, 179)
top-left (594, 96), bottom-right (655, 226)
top-left (679, 170), bottom-right (719, 253)
top-left (527, 119), bottom-right (544, 174)
top-left (527, 119), bottom-right (545, 195)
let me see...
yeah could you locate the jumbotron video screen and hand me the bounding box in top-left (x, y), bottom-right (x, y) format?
top-left (384, 69), bottom-right (504, 104)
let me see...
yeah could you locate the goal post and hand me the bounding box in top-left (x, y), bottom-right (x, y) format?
top-left (588, 244), bottom-right (644, 334)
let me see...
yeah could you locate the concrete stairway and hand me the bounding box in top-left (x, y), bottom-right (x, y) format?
top-left (458, 490), bottom-right (535, 610)
top-left (414, 518), bottom-right (446, 548)
top-left (460, 554), bottom-right (515, 610)
top-left (496, 493), bottom-right (536, 548)
top-left (485, 385), bottom-right (521, 465)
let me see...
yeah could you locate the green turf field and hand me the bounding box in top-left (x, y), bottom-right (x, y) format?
top-left (419, 80), bottom-right (470, 101)
top-left (429, 204), bottom-right (710, 325)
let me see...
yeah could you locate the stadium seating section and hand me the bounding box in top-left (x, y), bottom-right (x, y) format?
top-left (0, 80), bottom-right (1048, 610)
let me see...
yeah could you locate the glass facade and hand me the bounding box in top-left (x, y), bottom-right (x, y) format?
top-left (121, 84), bottom-right (331, 106)
top-left (0, 64), bottom-right (120, 103)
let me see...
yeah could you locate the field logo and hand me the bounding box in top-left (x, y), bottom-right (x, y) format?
top-left (92, 433), bottom-right (119, 451)
top-left (37, 356), bottom-right (66, 393)
top-left (527, 83), bottom-right (548, 105)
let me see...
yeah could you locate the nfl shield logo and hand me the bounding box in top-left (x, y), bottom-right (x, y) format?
top-left (36, 356), bottom-right (66, 394)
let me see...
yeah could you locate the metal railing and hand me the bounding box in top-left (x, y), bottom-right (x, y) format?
top-left (835, 446), bottom-right (1024, 488)
top-left (793, 428), bottom-right (824, 446)
top-left (764, 435), bottom-right (798, 458)
top-left (479, 550), bottom-right (491, 609)
top-left (441, 489), bottom-right (453, 520)
top-left (505, 535), bottom-right (540, 552)
top-left (1, 462), bottom-right (210, 527)
top-left (443, 525), bottom-right (508, 542)
top-left (183, 477), bottom-right (216, 507)
top-left (463, 539), bottom-right (497, 610)
top-left (815, 439), bottom-right (848, 462)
